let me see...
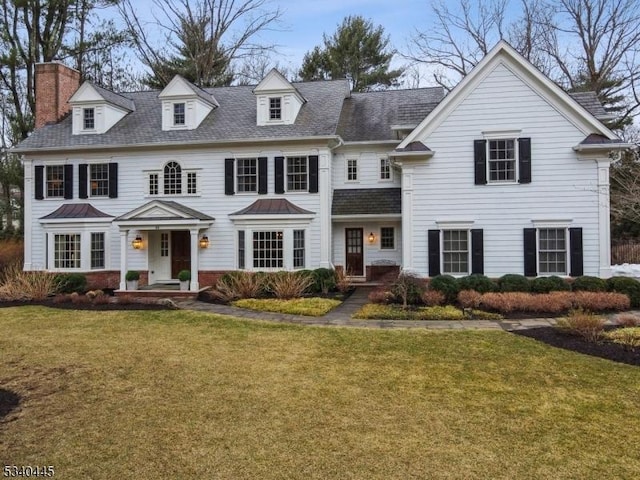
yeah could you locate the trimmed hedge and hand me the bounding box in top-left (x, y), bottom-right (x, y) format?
top-left (530, 276), bottom-right (570, 294)
top-left (456, 274), bottom-right (497, 293)
top-left (607, 277), bottom-right (640, 308)
top-left (497, 274), bottom-right (530, 292)
top-left (572, 275), bottom-right (607, 292)
top-left (429, 275), bottom-right (459, 304)
top-left (56, 273), bottom-right (87, 294)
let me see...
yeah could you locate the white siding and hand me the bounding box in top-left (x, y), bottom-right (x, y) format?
top-left (28, 145), bottom-right (330, 274)
top-left (409, 63), bottom-right (600, 277)
top-left (332, 150), bottom-right (400, 189)
top-left (332, 222), bottom-right (402, 269)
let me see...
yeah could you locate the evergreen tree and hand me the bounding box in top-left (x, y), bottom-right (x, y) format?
top-left (299, 16), bottom-right (404, 92)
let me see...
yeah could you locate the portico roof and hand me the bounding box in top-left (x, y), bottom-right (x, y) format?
top-left (114, 200), bottom-right (214, 229)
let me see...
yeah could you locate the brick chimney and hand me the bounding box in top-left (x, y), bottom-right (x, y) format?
top-left (34, 62), bottom-right (81, 129)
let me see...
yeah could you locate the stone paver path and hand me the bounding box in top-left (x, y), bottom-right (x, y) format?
top-left (175, 286), bottom-right (628, 331)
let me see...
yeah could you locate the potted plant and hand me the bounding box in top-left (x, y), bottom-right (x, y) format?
top-left (125, 270), bottom-right (140, 290)
top-left (178, 270), bottom-right (191, 291)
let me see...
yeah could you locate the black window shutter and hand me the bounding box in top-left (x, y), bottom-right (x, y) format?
top-left (309, 155), bottom-right (319, 193)
top-left (108, 163), bottom-right (118, 198)
top-left (35, 165), bottom-right (44, 200)
top-left (428, 230), bottom-right (441, 277)
top-left (523, 228), bottom-right (537, 276)
top-left (258, 157), bottom-right (267, 194)
top-left (474, 139), bottom-right (487, 185)
top-left (224, 158), bottom-right (235, 195)
top-left (64, 164), bottom-right (73, 199)
top-left (471, 229), bottom-right (484, 274)
top-left (569, 227), bottom-right (583, 277)
top-left (518, 137), bottom-right (531, 184)
top-left (275, 156), bottom-right (285, 194)
top-left (78, 164), bottom-right (88, 199)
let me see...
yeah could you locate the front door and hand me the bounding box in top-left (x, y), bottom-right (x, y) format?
top-left (171, 231), bottom-right (190, 278)
top-left (345, 228), bottom-right (364, 276)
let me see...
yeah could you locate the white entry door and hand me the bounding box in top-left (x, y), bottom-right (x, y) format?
top-left (148, 231), bottom-right (172, 284)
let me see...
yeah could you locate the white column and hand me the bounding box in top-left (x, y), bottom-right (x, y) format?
top-left (190, 229), bottom-right (199, 291)
top-left (401, 165), bottom-right (415, 272)
top-left (119, 229), bottom-right (128, 290)
top-left (596, 159), bottom-right (612, 278)
top-left (23, 159), bottom-right (33, 270)
top-left (283, 229), bottom-right (293, 270)
top-left (319, 150), bottom-right (332, 268)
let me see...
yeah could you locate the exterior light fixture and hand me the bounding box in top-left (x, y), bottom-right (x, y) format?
top-left (131, 235), bottom-right (143, 249)
top-left (368, 232), bottom-right (376, 243)
top-left (199, 235), bottom-right (210, 249)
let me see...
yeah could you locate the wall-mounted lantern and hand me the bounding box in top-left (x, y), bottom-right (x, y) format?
top-left (131, 235), bottom-right (143, 250)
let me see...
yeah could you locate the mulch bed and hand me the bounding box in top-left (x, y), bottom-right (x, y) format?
top-left (0, 299), bottom-right (173, 311)
top-left (512, 326), bottom-right (640, 366)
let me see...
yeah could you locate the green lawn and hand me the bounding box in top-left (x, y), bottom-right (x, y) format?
top-left (1, 306), bottom-right (639, 479)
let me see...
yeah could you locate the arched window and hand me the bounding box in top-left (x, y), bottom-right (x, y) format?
top-left (164, 161), bottom-right (182, 194)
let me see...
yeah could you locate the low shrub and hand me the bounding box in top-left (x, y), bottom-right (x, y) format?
top-left (616, 313), bottom-right (640, 327)
top-left (353, 303), bottom-right (502, 321)
top-left (429, 275), bottom-right (459, 304)
top-left (233, 297), bottom-right (340, 316)
top-left (478, 291), bottom-right (573, 314)
top-left (56, 273), bottom-right (87, 294)
top-left (0, 262), bottom-right (58, 301)
top-left (603, 327), bottom-right (640, 350)
top-left (572, 275), bottom-right (607, 292)
top-left (422, 289), bottom-right (446, 306)
top-left (607, 277), bottom-right (640, 308)
top-left (125, 270), bottom-right (140, 281)
top-left (456, 274), bottom-right (496, 293)
top-left (530, 276), bottom-right (570, 293)
top-left (392, 272), bottom-right (425, 308)
top-left (497, 274), bottom-right (530, 292)
top-left (572, 291), bottom-right (630, 312)
top-left (457, 289), bottom-right (482, 309)
top-left (368, 288), bottom-right (394, 304)
top-left (214, 271), bottom-right (264, 302)
top-left (335, 268), bottom-right (352, 294)
top-left (555, 309), bottom-right (606, 342)
top-left (266, 271), bottom-right (313, 299)
top-left (311, 268), bottom-right (337, 294)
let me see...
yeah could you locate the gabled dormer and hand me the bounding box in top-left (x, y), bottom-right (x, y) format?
top-left (253, 69), bottom-right (306, 126)
top-left (69, 82), bottom-right (135, 135)
top-left (158, 75), bottom-right (218, 131)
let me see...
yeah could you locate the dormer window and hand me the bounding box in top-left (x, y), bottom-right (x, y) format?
top-left (83, 108), bottom-right (95, 130)
top-left (269, 97), bottom-right (282, 120)
top-left (173, 103), bottom-right (186, 125)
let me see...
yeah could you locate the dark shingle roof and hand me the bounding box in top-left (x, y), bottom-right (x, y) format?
top-left (231, 199), bottom-right (313, 216)
top-left (90, 82), bottom-right (136, 111)
top-left (40, 203), bottom-right (112, 220)
top-left (17, 79), bottom-right (350, 151)
top-left (580, 133), bottom-right (622, 145)
top-left (395, 141), bottom-right (432, 153)
top-left (336, 88), bottom-right (444, 142)
top-left (332, 188), bottom-right (401, 216)
top-left (569, 92), bottom-right (609, 119)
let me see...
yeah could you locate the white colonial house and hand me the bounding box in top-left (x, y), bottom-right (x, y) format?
top-left (14, 42), bottom-right (632, 291)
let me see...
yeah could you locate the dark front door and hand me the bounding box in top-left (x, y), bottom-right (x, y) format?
top-left (345, 228), bottom-right (364, 276)
top-left (171, 231), bottom-right (190, 278)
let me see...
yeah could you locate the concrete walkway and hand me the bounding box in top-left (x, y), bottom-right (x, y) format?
top-left (175, 286), bottom-right (621, 331)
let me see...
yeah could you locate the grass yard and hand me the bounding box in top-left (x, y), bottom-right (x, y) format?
top-left (1, 307), bottom-right (639, 479)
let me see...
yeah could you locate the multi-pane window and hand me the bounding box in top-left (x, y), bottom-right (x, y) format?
top-left (187, 172), bottom-right (197, 194)
top-left (160, 233), bottom-right (169, 257)
top-left (253, 231), bottom-right (283, 268)
top-left (488, 139), bottom-right (516, 182)
top-left (347, 159), bottom-right (358, 181)
top-left (380, 227), bottom-right (395, 249)
top-left (269, 97), bottom-right (282, 120)
top-left (164, 162), bottom-right (182, 195)
top-left (90, 164), bottom-right (109, 197)
top-left (149, 173), bottom-right (159, 195)
top-left (539, 228), bottom-right (567, 274)
top-left (238, 231), bottom-right (245, 269)
top-left (443, 230), bottom-right (469, 274)
top-left (83, 108), bottom-right (95, 129)
top-left (173, 103), bottom-right (186, 125)
top-left (293, 230), bottom-right (305, 268)
top-left (237, 158), bottom-right (257, 192)
top-left (380, 157), bottom-right (391, 180)
top-left (54, 234), bottom-right (81, 269)
top-left (46, 165), bottom-right (65, 198)
top-left (90, 232), bottom-right (105, 269)
top-left (287, 156), bottom-right (308, 191)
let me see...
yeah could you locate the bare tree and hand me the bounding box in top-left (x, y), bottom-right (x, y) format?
top-left (408, 0), bottom-right (640, 129)
top-left (118, 0), bottom-right (282, 88)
